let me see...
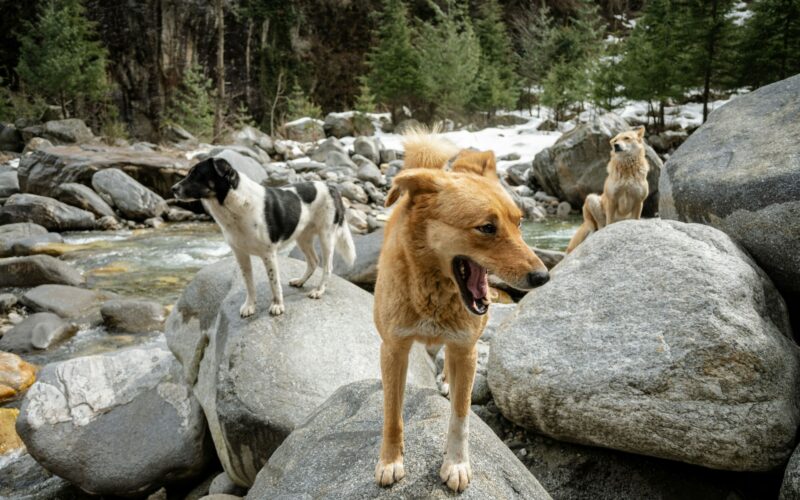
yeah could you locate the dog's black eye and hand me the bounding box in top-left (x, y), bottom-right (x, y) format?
top-left (477, 223), bottom-right (496, 235)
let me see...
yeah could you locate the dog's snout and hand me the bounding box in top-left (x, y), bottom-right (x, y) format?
top-left (171, 184), bottom-right (180, 196)
top-left (613, 143), bottom-right (623, 152)
top-left (527, 270), bottom-right (550, 288)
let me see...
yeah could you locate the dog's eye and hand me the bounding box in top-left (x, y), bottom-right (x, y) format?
top-left (477, 223), bottom-right (496, 235)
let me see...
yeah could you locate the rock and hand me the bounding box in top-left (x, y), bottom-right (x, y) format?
top-left (532, 247), bottom-right (565, 270)
top-left (0, 408), bottom-right (24, 456)
top-left (362, 181), bottom-right (385, 205)
top-left (0, 255), bottom-right (85, 287)
top-left (209, 472), bottom-right (247, 496)
top-left (0, 351), bottom-right (36, 402)
top-left (0, 122), bottom-right (24, 152)
top-left (17, 145), bottom-right (190, 198)
top-left (659, 74), bottom-right (800, 297)
top-left (166, 206), bottom-right (196, 222)
top-left (380, 149), bottom-right (399, 164)
top-left (505, 162), bottom-right (531, 186)
top-left (17, 340), bottom-right (209, 496)
top-left (308, 136), bottom-right (347, 162)
top-left (0, 313), bottom-right (78, 352)
top-left (229, 125), bottom-right (274, 155)
top-left (0, 193), bottom-right (96, 231)
top-left (489, 219), bottom-right (799, 471)
top-left (0, 222), bottom-right (49, 257)
top-left (247, 380), bottom-right (551, 499)
top-left (163, 123), bottom-right (197, 144)
top-left (322, 112), bottom-right (355, 138)
top-left (0, 164), bottom-right (19, 199)
top-left (54, 182), bottom-right (116, 218)
top-left (0, 293), bottom-right (17, 313)
top-left (537, 119), bottom-right (559, 131)
top-left (356, 161), bottom-right (383, 186)
top-left (92, 168), bottom-right (168, 220)
top-left (282, 117), bottom-right (325, 142)
top-left (339, 181), bottom-right (368, 204)
top-left (101, 298), bottom-right (167, 333)
top-left (209, 149), bottom-right (268, 184)
top-left (0, 450), bottom-right (82, 499)
top-left (347, 207), bottom-right (369, 234)
top-left (353, 136), bottom-right (381, 164)
top-left (22, 137), bottom-right (54, 154)
top-left (201, 495), bottom-right (242, 500)
top-left (6, 232), bottom-right (64, 257)
top-left (21, 284), bottom-right (115, 325)
top-left (531, 113), bottom-right (662, 216)
top-left (782, 444), bottom-right (800, 500)
top-left (325, 150), bottom-right (357, 170)
top-left (21, 119), bottom-right (94, 145)
top-left (556, 201), bottom-right (572, 218)
top-left (165, 257), bottom-right (435, 486)
top-left (95, 214), bottom-right (122, 230)
top-left (289, 227), bottom-right (384, 290)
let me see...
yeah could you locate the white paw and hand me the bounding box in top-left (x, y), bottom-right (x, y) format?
top-left (289, 278), bottom-right (305, 288)
top-left (239, 302), bottom-right (256, 318)
top-left (440, 459), bottom-right (472, 492)
top-left (375, 460), bottom-right (405, 487)
top-left (307, 288), bottom-right (325, 299)
top-left (436, 373), bottom-right (450, 398)
top-left (269, 302), bottom-right (285, 316)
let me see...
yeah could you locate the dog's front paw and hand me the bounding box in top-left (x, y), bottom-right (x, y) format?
top-left (269, 302), bottom-right (285, 316)
top-left (307, 287), bottom-right (326, 299)
top-left (440, 460), bottom-right (472, 493)
top-left (239, 302), bottom-right (256, 318)
top-left (375, 460), bottom-right (405, 487)
top-left (288, 278), bottom-right (305, 288)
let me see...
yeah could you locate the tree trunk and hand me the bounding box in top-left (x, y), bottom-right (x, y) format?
top-left (213, 0), bottom-right (225, 141)
top-left (245, 19), bottom-right (253, 108)
top-left (659, 100), bottom-right (665, 132)
top-left (702, 0), bottom-right (719, 122)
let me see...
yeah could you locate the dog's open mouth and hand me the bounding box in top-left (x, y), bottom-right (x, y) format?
top-left (452, 256), bottom-right (490, 315)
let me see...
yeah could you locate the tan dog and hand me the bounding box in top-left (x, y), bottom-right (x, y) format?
top-left (373, 130), bottom-right (550, 492)
top-left (566, 126), bottom-right (649, 253)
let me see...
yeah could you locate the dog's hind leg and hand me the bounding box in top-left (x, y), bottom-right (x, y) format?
top-left (233, 248), bottom-right (257, 318)
top-left (289, 235), bottom-right (318, 288)
top-left (375, 337), bottom-right (413, 487)
top-left (308, 230), bottom-right (335, 299)
top-left (440, 342), bottom-right (477, 492)
top-left (262, 248), bottom-right (284, 316)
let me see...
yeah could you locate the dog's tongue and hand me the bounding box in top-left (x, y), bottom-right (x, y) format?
top-left (467, 260), bottom-right (488, 300)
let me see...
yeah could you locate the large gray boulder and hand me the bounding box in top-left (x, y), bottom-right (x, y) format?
top-left (55, 182), bottom-right (116, 218)
top-left (247, 380), bottom-right (551, 499)
top-left (92, 168), bottom-right (168, 220)
top-left (0, 122), bottom-right (24, 152)
top-left (21, 284), bottom-right (116, 325)
top-left (659, 74), bottom-right (800, 297)
top-left (0, 164), bottom-right (19, 199)
top-left (782, 444), bottom-right (800, 500)
top-left (288, 227), bottom-right (383, 290)
top-left (531, 113), bottom-right (662, 215)
top-left (0, 451), bottom-right (82, 499)
top-left (165, 257), bottom-right (435, 487)
top-left (17, 145), bottom-right (190, 198)
top-left (101, 298), bottom-right (167, 333)
top-left (210, 149), bottom-right (268, 184)
top-left (0, 193), bottom-right (96, 231)
top-left (21, 119), bottom-right (94, 145)
top-left (0, 222), bottom-right (51, 257)
top-left (282, 118), bottom-right (325, 142)
top-left (229, 125), bottom-right (274, 155)
top-left (489, 219), bottom-right (799, 471)
top-left (16, 340), bottom-right (209, 496)
top-left (308, 136), bottom-right (347, 162)
top-left (0, 254), bottom-right (85, 287)
top-left (353, 136), bottom-right (382, 164)
top-left (0, 312), bottom-right (78, 352)
top-left (323, 112), bottom-right (355, 138)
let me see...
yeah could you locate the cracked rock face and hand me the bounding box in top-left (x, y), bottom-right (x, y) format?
top-left (16, 339), bottom-right (209, 496)
top-left (489, 219), bottom-right (800, 471)
top-left (659, 74), bottom-right (800, 295)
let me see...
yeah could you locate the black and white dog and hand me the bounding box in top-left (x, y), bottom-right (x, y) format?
top-left (171, 157), bottom-right (356, 317)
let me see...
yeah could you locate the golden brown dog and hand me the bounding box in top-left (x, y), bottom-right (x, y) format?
top-left (373, 130), bottom-right (549, 492)
top-left (566, 126), bottom-right (649, 253)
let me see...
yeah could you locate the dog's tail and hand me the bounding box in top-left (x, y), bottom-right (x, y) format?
top-left (402, 123), bottom-right (460, 170)
top-left (335, 222), bottom-right (356, 267)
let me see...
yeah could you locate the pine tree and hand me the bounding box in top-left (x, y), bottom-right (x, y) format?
top-left (0, 80), bottom-right (9, 121)
top-left (354, 77), bottom-right (377, 113)
top-left (166, 64), bottom-right (216, 140)
top-left (515, 4), bottom-right (558, 113)
top-left (416, 1), bottom-right (480, 118)
top-left (619, 0), bottom-right (689, 131)
top-left (285, 82), bottom-right (322, 121)
top-left (472, 0), bottom-right (519, 116)
top-left (589, 43), bottom-right (624, 112)
top-left (739, 0), bottom-right (800, 89)
top-left (366, 0), bottom-right (422, 121)
top-left (16, 0), bottom-right (108, 118)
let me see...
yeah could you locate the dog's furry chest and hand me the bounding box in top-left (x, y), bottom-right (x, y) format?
top-left (203, 197), bottom-right (271, 254)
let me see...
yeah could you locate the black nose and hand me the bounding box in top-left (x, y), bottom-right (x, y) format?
top-left (527, 270), bottom-right (550, 288)
top-left (613, 144), bottom-right (622, 152)
top-left (171, 185), bottom-right (179, 195)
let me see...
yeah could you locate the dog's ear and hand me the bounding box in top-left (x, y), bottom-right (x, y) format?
top-left (635, 125), bottom-right (646, 140)
top-left (385, 169), bottom-right (447, 207)
top-left (212, 158), bottom-right (239, 187)
top-left (451, 150), bottom-right (498, 179)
